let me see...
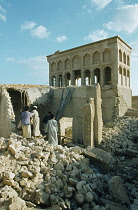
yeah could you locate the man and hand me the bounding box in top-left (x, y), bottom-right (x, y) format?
top-left (31, 106), bottom-right (41, 138)
top-left (42, 111), bottom-right (51, 134)
top-left (21, 106), bottom-right (34, 139)
top-left (46, 114), bottom-right (58, 146)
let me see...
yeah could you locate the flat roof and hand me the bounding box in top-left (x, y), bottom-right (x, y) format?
top-left (47, 36), bottom-right (132, 58)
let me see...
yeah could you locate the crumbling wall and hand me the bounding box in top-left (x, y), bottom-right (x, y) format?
top-left (51, 85), bottom-right (103, 145)
top-left (101, 86), bottom-right (132, 123)
top-left (132, 96), bottom-right (138, 109)
top-left (0, 89), bottom-right (15, 138)
top-left (59, 117), bottom-right (73, 137)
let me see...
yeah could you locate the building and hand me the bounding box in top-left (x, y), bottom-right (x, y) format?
top-left (47, 36), bottom-right (132, 123)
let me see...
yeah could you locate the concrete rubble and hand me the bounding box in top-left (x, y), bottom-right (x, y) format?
top-left (0, 116), bottom-right (138, 210)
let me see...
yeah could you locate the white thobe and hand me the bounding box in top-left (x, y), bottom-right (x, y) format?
top-left (32, 110), bottom-right (40, 137)
top-left (46, 119), bottom-right (58, 145)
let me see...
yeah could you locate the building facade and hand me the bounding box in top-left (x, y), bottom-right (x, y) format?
top-left (47, 36), bottom-right (131, 89)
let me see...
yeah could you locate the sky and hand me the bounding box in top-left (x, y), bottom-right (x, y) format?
top-left (0, 0), bottom-right (138, 95)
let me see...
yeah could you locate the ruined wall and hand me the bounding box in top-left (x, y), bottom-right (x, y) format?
top-left (0, 89), bottom-right (15, 138)
top-left (101, 86), bottom-right (132, 123)
top-left (59, 117), bottom-right (73, 137)
top-left (51, 85), bottom-right (103, 145)
top-left (132, 96), bottom-right (138, 109)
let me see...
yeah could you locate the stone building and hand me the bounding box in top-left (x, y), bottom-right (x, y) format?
top-left (0, 36), bottom-right (136, 147)
top-left (47, 36), bottom-right (132, 122)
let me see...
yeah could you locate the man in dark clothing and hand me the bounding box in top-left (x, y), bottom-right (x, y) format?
top-left (42, 111), bottom-right (51, 134)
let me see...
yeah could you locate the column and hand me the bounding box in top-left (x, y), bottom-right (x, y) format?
top-left (81, 69), bottom-right (85, 85)
top-left (71, 71), bottom-right (75, 85)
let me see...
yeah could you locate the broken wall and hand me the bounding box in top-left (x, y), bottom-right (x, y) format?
top-left (51, 85), bottom-right (103, 145)
top-left (132, 96), bottom-right (138, 109)
top-left (101, 86), bottom-right (132, 123)
top-left (0, 89), bottom-right (15, 138)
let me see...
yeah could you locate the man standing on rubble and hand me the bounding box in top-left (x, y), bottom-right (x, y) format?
top-left (21, 106), bottom-right (34, 139)
top-left (46, 114), bottom-right (58, 145)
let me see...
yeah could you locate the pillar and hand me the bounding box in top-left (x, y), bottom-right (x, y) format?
top-left (83, 98), bottom-right (95, 147)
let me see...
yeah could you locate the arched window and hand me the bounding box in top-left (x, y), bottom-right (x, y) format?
top-left (94, 68), bottom-right (100, 84)
top-left (119, 66), bottom-right (123, 85)
top-left (84, 70), bottom-right (90, 85)
top-left (119, 50), bottom-right (122, 62)
top-left (72, 55), bottom-right (81, 68)
top-left (51, 62), bottom-right (56, 72)
top-left (83, 53), bottom-right (90, 66)
top-left (127, 55), bottom-right (130, 66)
top-left (58, 75), bottom-right (62, 87)
top-left (104, 67), bottom-right (111, 85)
top-left (123, 52), bottom-right (126, 64)
top-left (65, 73), bottom-right (71, 86)
top-left (52, 76), bottom-right (56, 86)
top-left (103, 48), bottom-right (111, 62)
top-left (93, 51), bottom-right (100, 64)
top-left (58, 60), bottom-right (63, 70)
top-left (123, 68), bottom-right (127, 86)
top-left (65, 58), bottom-right (70, 70)
top-left (127, 70), bottom-right (130, 87)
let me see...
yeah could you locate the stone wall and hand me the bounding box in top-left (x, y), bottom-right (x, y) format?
top-left (101, 86), bottom-right (132, 123)
top-left (0, 89), bottom-right (15, 138)
top-left (50, 85), bottom-right (103, 145)
top-left (132, 96), bottom-right (138, 109)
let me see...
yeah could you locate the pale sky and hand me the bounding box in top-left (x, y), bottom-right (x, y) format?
top-left (0, 0), bottom-right (138, 95)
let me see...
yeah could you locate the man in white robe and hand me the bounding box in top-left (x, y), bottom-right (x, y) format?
top-left (46, 114), bottom-right (58, 146)
top-left (31, 106), bottom-right (41, 138)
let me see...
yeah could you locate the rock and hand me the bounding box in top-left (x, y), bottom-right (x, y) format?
top-left (9, 197), bottom-right (27, 210)
top-left (82, 147), bottom-right (112, 171)
top-left (75, 193), bottom-right (85, 204)
top-left (54, 162), bottom-right (64, 171)
top-left (21, 171), bottom-right (33, 178)
top-left (108, 201), bottom-right (129, 210)
top-left (85, 192), bottom-right (93, 202)
top-left (108, 176), bottom-right (130, 204)
top-left (35, 190), bottom-right (50, 205)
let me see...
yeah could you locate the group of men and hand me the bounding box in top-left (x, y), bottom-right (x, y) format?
top-left (20, 106), bottom-right (58, 146)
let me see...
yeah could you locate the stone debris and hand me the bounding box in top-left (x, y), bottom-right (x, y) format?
top-left (0, 116), bottom-right (138, 210)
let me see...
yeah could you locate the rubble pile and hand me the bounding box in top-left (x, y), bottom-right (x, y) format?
top-left (0, 133), bottom-right (137, 210)
top-left (0, 116), bottom-right (138, 210)
top-left (100, 116), bottom-right (138, 155)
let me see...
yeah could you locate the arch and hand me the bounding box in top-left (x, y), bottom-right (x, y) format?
top-left (94, 68), bottom-right (100, 84)
top-left (83, 53), bottom-right (90, 66)
top-left (58, 74), bottom-right (62, 87)
top-left (103, 48), bottom-right (111, 62)
top-left (74, 70), bottom-right (81, 86)
top-left (119, 66), bottom-right (123, 85)
top-left (123, 52), bottom-right (126, 64)
top-left (123, 68), bottom-right (127, 86)
top-left (52, 76), bottom-right (56, 86)
top-left (104, 66), bottom-right (111, 85)
top-left (93, 51), bottom-right (100, 64)
top-left (51, 62), bottom-right (56, 72)
top-left (72, 55), bottom-right (81, 68)
top-left (127, 55), bottom-right (130, 66)
top-left (65, 58), bottom-right (70, 70)
top-left (65, 72), bottom-right (71, 86)
top-left (84, 69), bottom-right (91, 85)
top-left (58, 60), bottom-right (63, 70)
top-left (127, 70), bottom-right (130, 87)
top-left (119, 49), bottom-right (122, 62)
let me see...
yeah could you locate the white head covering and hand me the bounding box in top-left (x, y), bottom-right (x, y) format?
top-left (33, 106), bottom-right (37, 109)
